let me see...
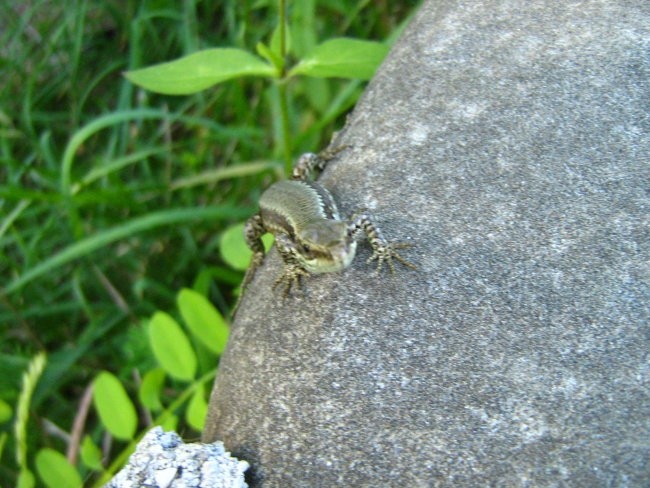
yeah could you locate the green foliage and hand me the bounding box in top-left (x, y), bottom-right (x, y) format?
top-left (148, 312), bottom-right (198, 381)
top-left (177, 288), bottom-right (229, 355)
top-left (0, 0), bottom-right (419, 486)
top-left (0, 399), bottom-right (11, 424)
top-left (138, 368), bottom-right (166, 411)
top-left (220, 222), bottom-right (274, 271)
top-left (220, 223), bottom-right (255, 271)
top-left (93, 372), bottom-right (138, 441)
top-left (186, 383), bottom-right (209, 431)
top-left (5, 205), bottom-right (250, 294)
top-left (35, 449), bottom-right (82, 488)
top-left (79, 436), bottom-right (103, 472)
top-left (290, 38), bottom-right (390, 79)
top-left (88, 289), bottom-right (224, 485)
top-left (124, 9), bottom-right (395, 176)
top-left (16, 469), bottom-right (35, 488)
top-left (125, 48), bottom-right (277, 95)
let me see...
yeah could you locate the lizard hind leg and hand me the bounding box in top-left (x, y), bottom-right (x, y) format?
top-left (232, 214), bottom-right (267, 317)
top-left (291, 145), bottom-right (350, 181)
top-left (241, 214), bottom-right (266, 290)
top-left (292, 153), bottom-right (321, 181)
top-left (244, 214), bottom-right (266, 255)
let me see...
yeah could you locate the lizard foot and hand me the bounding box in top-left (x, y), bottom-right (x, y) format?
top-left (367, 242), bottom-right (417, 274)
top-left (272, 265), bottom-right (310, 297)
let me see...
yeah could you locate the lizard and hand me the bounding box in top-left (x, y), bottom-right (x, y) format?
top-left (241, 145), bottom-right (416, 299)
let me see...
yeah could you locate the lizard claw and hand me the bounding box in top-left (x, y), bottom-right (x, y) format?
top-left (367, 242), bottom-right (417, 274)
top-left (273, 265), bottom-right (310, 297)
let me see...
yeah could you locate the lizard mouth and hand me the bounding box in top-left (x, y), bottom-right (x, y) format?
top-left (304, 241), bottom-right (357, 274)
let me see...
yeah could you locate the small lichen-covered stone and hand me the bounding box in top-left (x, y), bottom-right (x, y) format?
top-left (105, 427), bottom-right (248, 488)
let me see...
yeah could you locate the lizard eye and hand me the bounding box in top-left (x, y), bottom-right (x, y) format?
top-left (301, 244), bottom-right (311, 253)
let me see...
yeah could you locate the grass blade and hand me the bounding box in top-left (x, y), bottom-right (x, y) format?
top-left (4, 206), bottom-right (250, 294)
top-left (170, 160), bottom-right (282, 190)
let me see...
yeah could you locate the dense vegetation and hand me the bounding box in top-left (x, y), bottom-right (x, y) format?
top-left (0, 1), bottom-right (419, 486)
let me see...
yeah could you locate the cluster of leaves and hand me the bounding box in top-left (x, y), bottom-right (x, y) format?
top-left (12, 289), bottom-right (227, 487)
top-left (0, 0), bottom-right (419, 486)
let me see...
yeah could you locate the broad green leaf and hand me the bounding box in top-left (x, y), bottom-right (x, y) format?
top-left (186, 384), bottom-right (208, 431)
top-left (290, 38), bottom-right (389, 80)
top-left (177, 289), bottom-right (229, 355)
top-left (220, 222), bottom-right (274, 271)
top-left (125, 48), bottom-right (277, 95)
top-left (80, 435), bottom-right (103, 471)
top-left (0, 398), bottom-right (12, 423)
top-left (139, 368), bottom-right (166, 411)
top-left (93, 372), bottom-right (137, 440)
top-left (148, 312), bottom-right (197, 381)
top-left (17, 469), bottom-right (35, 488)
top-left (220, 223), bottom-right (252, 271)
top-left (35, 448), bottom-right (82, 488)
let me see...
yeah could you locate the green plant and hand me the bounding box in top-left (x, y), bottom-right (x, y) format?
top-left (11, 288), bottom-right (228, 487)
top-left (125, 19), bottom-right (389, 175)
top-left (86, 287), bottom-right (228, 486)
top-left (0, 1), bottom-right (419, 486)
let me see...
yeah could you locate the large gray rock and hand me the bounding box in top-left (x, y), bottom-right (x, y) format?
top-left (204, 0), bottom-right (649, 486)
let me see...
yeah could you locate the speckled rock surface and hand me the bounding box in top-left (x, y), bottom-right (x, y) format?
top-left (204, 0), bottom-right (650, 486)
top-left (105, 427), bottom-right (248, 488)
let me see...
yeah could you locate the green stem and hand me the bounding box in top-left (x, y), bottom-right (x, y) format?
top-left (279, 0), bottom-right (286, 71)
top-left (277, 0), bottom-right (292, 175)
top-left (278, 80), bottom-right (292, 176)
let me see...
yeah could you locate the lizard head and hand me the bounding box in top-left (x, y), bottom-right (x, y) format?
top-left (296, 220), bottom-right (357, 274)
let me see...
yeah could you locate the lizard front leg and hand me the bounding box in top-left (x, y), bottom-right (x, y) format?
top-left (348, 214), bottom-right (417, 273)
top-left (272, 233), bottom-right (311, 296)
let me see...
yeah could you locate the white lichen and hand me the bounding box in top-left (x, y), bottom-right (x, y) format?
top-left (105, 427), bottom-right (248, 488)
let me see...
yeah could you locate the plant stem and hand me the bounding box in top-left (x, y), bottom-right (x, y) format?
top-left (279, 0), bottom-right (287, 71)
top-left (278, 0), bottom-right (292, 175)
top-left (278, 81), bottom-right (292, 176)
